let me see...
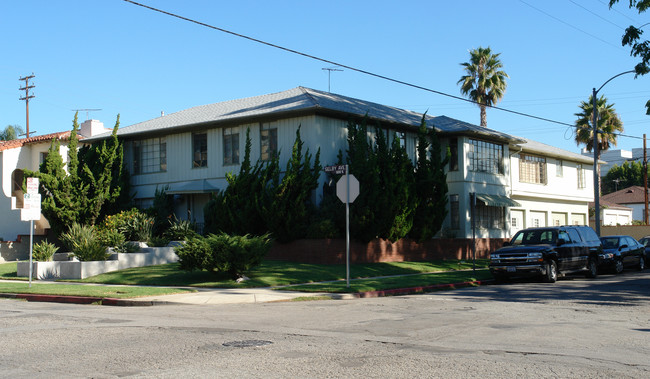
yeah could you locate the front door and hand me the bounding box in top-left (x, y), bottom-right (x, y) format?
top-left (510, 210), bottom-right (524, 236)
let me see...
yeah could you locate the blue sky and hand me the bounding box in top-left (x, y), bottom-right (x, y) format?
top-left (1, 0), bottom-right (649, 158)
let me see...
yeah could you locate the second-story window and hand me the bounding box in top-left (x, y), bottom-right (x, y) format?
top-left (223, 127), bottom-right (239, 165)
top-left (260, 123), bottom-right (277, 161)
top-left (397, 132), bottom-right (406, 148)
top-left (519, 153), bottom-right (547, 184)
top-left (449, 138), bottom-right (459, 171)
top-left (468, 139), bottom-right (503, 175)
top-left (133, 137), bottom-right (167, 174)
top-left (577, 164), bottom-right (586, 189)
top-left (192, 132), bottom-right (207, 168)
top-left (556, 159), bottom-right (563, 177)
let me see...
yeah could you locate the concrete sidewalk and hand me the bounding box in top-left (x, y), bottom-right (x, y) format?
top-left (0, 277), bottom-right (489, 306)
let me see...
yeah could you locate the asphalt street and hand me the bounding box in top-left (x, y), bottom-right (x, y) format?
top-left (1, 271), bottom-right (649, 378)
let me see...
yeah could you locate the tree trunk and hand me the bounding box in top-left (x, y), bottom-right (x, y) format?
top-left (480, 105), bottom-right (487, 127)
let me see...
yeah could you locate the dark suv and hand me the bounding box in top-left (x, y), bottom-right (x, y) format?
top-left (489, 226), bottom-right (602, 283)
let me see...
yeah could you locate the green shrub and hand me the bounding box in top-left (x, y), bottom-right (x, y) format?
top-left (100, 209), bottom-right (153, 242)
top-left (32, 240), bottom-right (58, 261)
top-left (60, 223), bottom-right (111, 261)
top-left (164, 216), bottom-right (199, 241)
top-left (96, 227), bottom-right (126, 248)
top-left (148, 236), bottom-right (170, 247)
top-left (305, 219), bottom-right (340, 239)
top-left (176, 233), bottom-right (272, 279)
top-left (175, 237), bottom-right (210, 272)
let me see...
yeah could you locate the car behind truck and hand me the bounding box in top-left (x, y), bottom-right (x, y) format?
top-left (489, 226), bottom-right (602, 283)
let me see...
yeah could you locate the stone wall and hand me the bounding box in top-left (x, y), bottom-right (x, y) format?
top-left (0, 235), bottom-right (46, 263)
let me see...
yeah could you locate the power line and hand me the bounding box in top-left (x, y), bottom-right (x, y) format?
top-left (122, 0), bottom-right (577, 128)
top-left (122, 0), bottom-right (645, 142)
top-left (568, 0), bottom-right (625, 30)
top-left (519, 0), bottom-right (623, 50)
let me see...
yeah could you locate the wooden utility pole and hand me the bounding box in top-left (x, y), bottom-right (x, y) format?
top-left (643, 133), bottom-right (648, 225)
top-left (19, 74), bottom-right (35, 138)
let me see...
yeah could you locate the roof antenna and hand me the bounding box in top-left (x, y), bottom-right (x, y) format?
top-left (322, 67), bottom-right (343, 92)
top-left (71, 109), bottom-right (102, 121)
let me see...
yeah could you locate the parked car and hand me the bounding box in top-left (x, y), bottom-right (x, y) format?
top-left (489, 226), bottom-right (601, 283)
top-left (598, 235), bottom-right (645, 274)
top-left (637, 236), bottom-right (650, 258)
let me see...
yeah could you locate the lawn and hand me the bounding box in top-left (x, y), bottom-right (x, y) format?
top-left (74, 259), bottom-right (489, 288)
top-left (0, 259), bottom-right (491, 296)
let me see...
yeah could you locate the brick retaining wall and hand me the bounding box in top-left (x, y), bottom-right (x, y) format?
top-left (267, 238), bottom-right (509, 264)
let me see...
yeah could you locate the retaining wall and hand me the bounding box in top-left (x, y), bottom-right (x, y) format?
top-left (17, 247), bottom-right (178, 280)
top-left (267, 238), bottom-right (508, 264)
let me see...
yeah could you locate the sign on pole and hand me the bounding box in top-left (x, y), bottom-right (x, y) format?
top-left (324, 164), bottom-right (347, 175)
top-left (336, 175), bottom-right (359, 203)
top-left (22, 177), bottom-right (40, 288)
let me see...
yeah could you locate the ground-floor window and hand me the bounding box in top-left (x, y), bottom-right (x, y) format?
top-left (450, 194), bottom-right (459, 229)
top-left (475, 203), bottom-right (505, 229)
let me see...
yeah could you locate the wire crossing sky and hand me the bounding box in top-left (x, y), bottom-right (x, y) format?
top-left (1, 1), bottom-right (648, 153)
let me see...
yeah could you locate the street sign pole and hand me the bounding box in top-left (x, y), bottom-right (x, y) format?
top-left (29, 220), bottom-right (33, 288)
top-left (345, 165), bottom-right (350, 288)
top-left (334, 167), bottom-right (358, 289)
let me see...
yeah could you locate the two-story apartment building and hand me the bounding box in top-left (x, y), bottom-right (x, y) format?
top-left (85, 87), bottom-right (596, 239)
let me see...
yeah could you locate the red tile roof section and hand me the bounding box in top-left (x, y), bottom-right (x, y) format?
top-left (0, 131), bottom-right (79, 152)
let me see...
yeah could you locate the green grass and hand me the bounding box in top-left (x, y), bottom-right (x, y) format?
top-left (0, 259), bottom-right (491, 296)
top-left (283, 270), bottom-right (493, 293)
top-left (0, 282), bottom-right (194, 299)
top-left (0, 262), bottom-right (25, 280)
top-left (74, 259), bottom-right (489, 288)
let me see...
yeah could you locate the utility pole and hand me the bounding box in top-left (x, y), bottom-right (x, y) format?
top-left (643, 133), bottom-right (648, 225)
top-left (19, 74), bottom-right (35, 138)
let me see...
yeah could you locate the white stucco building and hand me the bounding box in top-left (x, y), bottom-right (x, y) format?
top-left (85, 87), bottom-right (596, 240)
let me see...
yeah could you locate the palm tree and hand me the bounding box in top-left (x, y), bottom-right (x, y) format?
top-left (575, 94), bottom-right (623, 155)
top-left (575, 94), bottom-right (624, 194)
top-left (457, 46), bottom-right (509, 127)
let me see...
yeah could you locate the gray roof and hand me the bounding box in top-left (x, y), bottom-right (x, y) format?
top-left (513, 137), bottom-right (599, 164)
top-left (87, 86), bottom-right (523, 143)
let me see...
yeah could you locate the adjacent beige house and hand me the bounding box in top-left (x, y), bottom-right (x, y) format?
top-left (0, 120), bottom-right (110, 243)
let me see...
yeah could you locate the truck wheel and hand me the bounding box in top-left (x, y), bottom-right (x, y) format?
top-left (614, 259), bottom-right (624, 274)
top-left (585, 258), bottom-right (598, 278)
top-left (543, 260), bottom-right (557, 283)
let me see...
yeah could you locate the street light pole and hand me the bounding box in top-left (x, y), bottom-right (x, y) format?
top-left (591, 70), bottom-right (635, 236)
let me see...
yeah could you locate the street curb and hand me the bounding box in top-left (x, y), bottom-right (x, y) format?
top-left (0, 279), bottom-right (494, 306)
top-left (0, 293), bottom-right (156, 306)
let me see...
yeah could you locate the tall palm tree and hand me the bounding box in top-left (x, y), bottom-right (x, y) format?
top-left (457, 46), bottom-right (508, 127)
top-left (575, 94), bottom-right (623, 155)
top-left (575, 94), bottom-right (624, 194)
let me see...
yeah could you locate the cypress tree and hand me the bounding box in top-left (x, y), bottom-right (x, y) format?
top-left (411, 115), bottom-right (450, 241)
top-left (264, 126), bottom-right (322, 242)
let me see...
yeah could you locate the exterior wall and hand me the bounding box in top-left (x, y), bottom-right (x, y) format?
top-left (443, 136), bottom-right (512, 239)
top-left (126, 114), bottom-right (418, 222)
top-left (0, 141), bottom-right (65, 241)
top-left (508, 152), bottom-right (593, 237)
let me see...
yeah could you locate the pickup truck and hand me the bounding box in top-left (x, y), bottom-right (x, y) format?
top-left (489, 226), bottom-right (602, 283)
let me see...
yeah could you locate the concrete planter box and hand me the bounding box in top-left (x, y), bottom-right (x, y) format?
top-left (17, 247), bottom-right (178, 280)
